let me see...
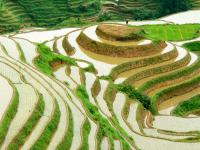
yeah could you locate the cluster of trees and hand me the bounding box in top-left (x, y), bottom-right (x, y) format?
top-left (120, 0), bottom-right (193, 20)
top-left (4, 0), bottom-right (194, 26)
top-left (132, 0), bottom-right (193, 20)
top-left (129, 8), bottom-right (160, 20)
top-left (66, 0), bottom-right (100, 13)
top-left (157, 0), bottom-right (192, 14)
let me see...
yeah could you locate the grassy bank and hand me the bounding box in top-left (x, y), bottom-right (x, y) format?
top-left (172, 94), bottom-right (200, 116)
top-left (57, 108), bottom-right (74, 150)
top-left (30, 102), bottom-right (60, 150)
top-left (0, 88), bottom-right (19, 145)
top-left (116, 84), bottom-right (151, 111)
top-left (76, 85), bottom-right (131, 150)
top-left (80, 119), bottom-right (91, 150)
top-left (34, 44), bottom-right (77, 75)
top-left (8, 94), bottom-right (45, 150)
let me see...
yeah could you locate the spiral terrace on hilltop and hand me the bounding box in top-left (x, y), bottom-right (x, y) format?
top-left (0, 9), bottom-right (200, 150)
top-left (96, 24), bottom-right (144, 41)
top-left (77, 24), bottom-right (166, 58)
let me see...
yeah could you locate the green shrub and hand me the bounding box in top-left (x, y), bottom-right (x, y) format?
top-left (117, 84), bottom-right (151, 110)
top-left (34, 44), bottom-right (77, 75)
top-left (97, 12), bottom-right (112, 22)
top-left (55, 18), bottom-right (90, 28)
top-left (132, 8), bottom-right (159, 20)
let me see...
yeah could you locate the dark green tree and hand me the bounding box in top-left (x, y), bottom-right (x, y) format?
top-left (158, 0), bottom-right (192, 14)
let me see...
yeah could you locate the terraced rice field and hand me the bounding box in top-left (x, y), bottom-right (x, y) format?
top-left (0, 11), bottom-right (200, 150)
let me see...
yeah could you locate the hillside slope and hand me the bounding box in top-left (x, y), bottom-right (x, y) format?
top-left (0, 0), bottom-right (199, 33)
top-left (0, 0), bottom-right (33, 32)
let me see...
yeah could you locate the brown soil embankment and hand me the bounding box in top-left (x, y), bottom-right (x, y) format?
top-left (77, 31), bottom-right (166, 58)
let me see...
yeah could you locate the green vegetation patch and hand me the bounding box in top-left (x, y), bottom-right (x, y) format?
top-left (0, 88), bottom-right (19, 145)
top-left (76, 85), bottom-right (131, 150)
top-left (80, 119), bottom-right (91, 150)
top-left (34, 44), bottom-right (77, 75)
top-left (0, 0), bottom-right (196, 33)
top-left (116, 84), bottom-right (151, 111)
top-left (55, 18), bottom-right (93, 28)
top-left (184, 41), bottom-right (200, 55)
top-left (8, 94), bottom-right (45, 150)
top-left (172, 95), bottom-right (200, 117)
top-left (0, 7), bottom-right (21, 33)
top-left (30, 102), bottom-right (60, 150)
top-left (139, 24), bottom-right (200, 41)
top-left (57, 108), bottom-right (74, 150)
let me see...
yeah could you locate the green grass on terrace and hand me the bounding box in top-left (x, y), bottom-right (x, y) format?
top-left (30, 102), bottom-right (60, 150)
top-left (138, 24), bottom-right (200, 41)
top-left (80, 119), bottom-right (91, 150)
top-left (57, 108), bottom-right (74, 150)
top-left (34, 44), bottom-right (77, 76)
top-left (183, 41), bottom-right (200, 55)
top-left (172, 95), bottom-right (200, 117)
top-left (76, 85), bottom-right (131, 150)
top-left (0, 88), bottom-right (19, 146)
top-left (7, 94), bottom-right (45, 150)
